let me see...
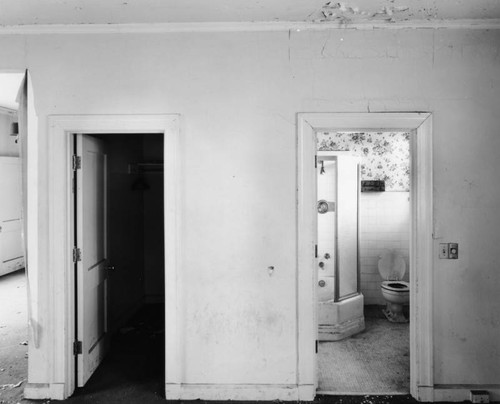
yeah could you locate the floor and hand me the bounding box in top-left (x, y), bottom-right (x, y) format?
top-left (4, 300), bottom-right (493, 404)
top-left (318, 305), bottom-right (410, 394)
top-left (0, 269), bottom-right (28, 404)
top-left (61, 303), bottom-right (166, 403)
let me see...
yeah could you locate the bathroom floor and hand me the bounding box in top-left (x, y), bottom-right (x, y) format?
top-left (318, 305), bottom-right (410, 394)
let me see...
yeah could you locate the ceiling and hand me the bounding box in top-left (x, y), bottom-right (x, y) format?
top-left (1, 0), bottom-right (499, 26)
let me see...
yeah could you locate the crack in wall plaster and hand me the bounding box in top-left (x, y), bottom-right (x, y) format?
top-left (288, 29), bottom-right (291, 61)
top-left (320, 30), bottom-right (333, 57)
top-left (432, 29), bottom-right (435, 66)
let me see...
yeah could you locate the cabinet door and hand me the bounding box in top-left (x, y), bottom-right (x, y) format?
top-left (0, 157), bottom-right (22, 221)
top-left (0, 157), bottom-right (23, 277)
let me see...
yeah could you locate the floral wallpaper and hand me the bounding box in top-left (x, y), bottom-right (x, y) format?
top-left (317, 131), bottom-right (410, 191)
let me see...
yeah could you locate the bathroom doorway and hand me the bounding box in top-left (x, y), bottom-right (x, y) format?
top-left (72, 133), bottom-right (165, 394)
top-left (316, 131), bottom-right (411, 394)
top-left (297, 113), bottom-right (433, 401)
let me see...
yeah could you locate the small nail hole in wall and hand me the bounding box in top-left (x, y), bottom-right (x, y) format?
top-left (268, 266), bottom-right (275, 276)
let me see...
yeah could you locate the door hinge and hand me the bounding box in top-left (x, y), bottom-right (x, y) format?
top-left (72, 155), bottom-right (81, 170)
top-left (315, 244), bottom-right (318, 258)
top-left (315, 340), bottom-right (318, 354)
top-left (73, 247), bottom-right (82, 263)
top-left (73, 340), bottom-right (82, 355)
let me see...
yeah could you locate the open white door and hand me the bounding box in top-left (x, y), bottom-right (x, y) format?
top-left (75, 134), bottom-right (109, 387)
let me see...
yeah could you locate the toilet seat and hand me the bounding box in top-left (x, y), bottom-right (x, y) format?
top-left (381, 280), bottom-right (409, 292)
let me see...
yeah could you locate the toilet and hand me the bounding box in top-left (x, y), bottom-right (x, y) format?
top-left (378, 250), bottom-right (409, 323)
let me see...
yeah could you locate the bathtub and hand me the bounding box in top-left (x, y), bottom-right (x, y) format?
top-left (318, 275), bottom-right (365, 341)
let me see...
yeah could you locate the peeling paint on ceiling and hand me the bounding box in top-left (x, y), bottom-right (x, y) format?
top-left (0, 0), bottom-right (499, 26)
top-left (314, 2), bottom-right (414, 24)
top-left (308, 0), bottom-right (479, 24)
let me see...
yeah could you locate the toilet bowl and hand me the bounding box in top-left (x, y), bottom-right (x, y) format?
top-left (378, 250), bottom-right (409, 323)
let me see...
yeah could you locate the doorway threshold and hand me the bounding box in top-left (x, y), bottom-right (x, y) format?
top-left (317, 390), bottom-right (410, 395)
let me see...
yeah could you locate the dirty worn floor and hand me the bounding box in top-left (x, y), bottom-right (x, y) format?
top-left (5, 300), bottom-right (496, 404)
top-left (61, 303), bottom-right (166, 403)
top-left (0, 269), bottom-right (28, 404)
top-left (318, 305), bottom-right (409, 394)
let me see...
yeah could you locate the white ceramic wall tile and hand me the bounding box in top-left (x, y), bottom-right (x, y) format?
top-left (359, 192), bottom-right (410, 305)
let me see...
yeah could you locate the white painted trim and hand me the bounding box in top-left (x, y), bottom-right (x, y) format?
top-left (45, 115), bottom-right (181, 399)
top-left (165, 383), bottom-right (313, 401)
top-left (297, 112), bottom-right (433, 401)
top-left (319, 391), bottom-right (409, 395)
top-left (25, 70), bottom-right (39, 355)
top-left (411, 114), bottom-right (434, 400)
top-left (25, 383), bottom-right (66, 401)
top-left (433, 386), bottom-right (500, 402)
top-left (49, 383), bottom-right (67, 400)
top-left (0, 18), bottom-right (499, 35)
top-left (298, 384), bottom-right (316, 400)
top-left (417, 386), bottom-right (435, 402)
top-left (24, 383), bottom-right (50, 400)
top-left (297, 114), bottom-right (318, 393)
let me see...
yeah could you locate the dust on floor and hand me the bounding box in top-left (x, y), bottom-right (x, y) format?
top-left (0, 269), bottom-right (28, 404)
top-left (318, 305), bottom-right (410, 394)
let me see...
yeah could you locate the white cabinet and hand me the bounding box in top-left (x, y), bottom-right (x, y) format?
top-left (0, 156), bottom-right (24, 276)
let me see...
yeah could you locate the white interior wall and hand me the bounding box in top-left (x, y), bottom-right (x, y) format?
top-left (0, 27), bottom-right (499, 396)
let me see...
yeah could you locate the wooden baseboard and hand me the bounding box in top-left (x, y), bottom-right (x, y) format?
top-left (165, 383), bottom-right (315, 401)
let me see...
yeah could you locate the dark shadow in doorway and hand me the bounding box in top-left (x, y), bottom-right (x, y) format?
top-left (66, 303), bottom-right (165, 403)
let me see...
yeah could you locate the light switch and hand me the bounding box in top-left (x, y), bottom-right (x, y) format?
top-left (439, 243), bottom-right (449, 259)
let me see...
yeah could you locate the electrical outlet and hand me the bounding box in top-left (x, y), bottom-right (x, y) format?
top-left (439, 243), bottom-right (449, 259)
top-left (449, 243), bottom-right (458, 259)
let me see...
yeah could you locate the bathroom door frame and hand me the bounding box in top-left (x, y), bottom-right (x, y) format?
top-left (297, 112), bottom-right (433, 401)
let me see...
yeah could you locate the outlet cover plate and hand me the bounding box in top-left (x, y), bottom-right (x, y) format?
top-left (449, 243), bottom-right (458, 259)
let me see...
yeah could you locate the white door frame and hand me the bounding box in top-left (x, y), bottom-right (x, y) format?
top-left (297, 113), bottom-right (433, 401)
top-left (46, 115), bottom-right (181, 399)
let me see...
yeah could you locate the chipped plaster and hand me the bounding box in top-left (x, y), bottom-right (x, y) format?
top-left (0, 0), bottom-right (500, 26)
